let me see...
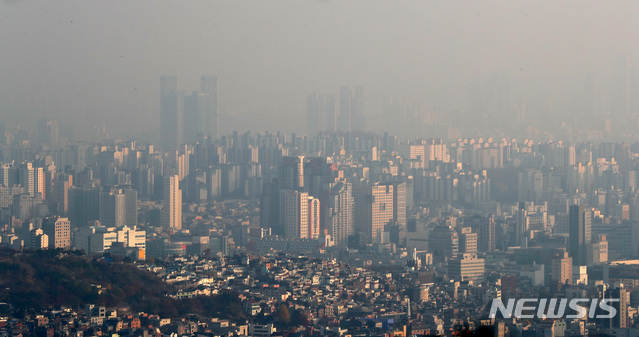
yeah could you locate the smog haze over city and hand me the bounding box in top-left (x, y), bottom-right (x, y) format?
top-left (5, 2), bottom-right (639, 337)
top-left (3, 1), bottom-right (639, 140)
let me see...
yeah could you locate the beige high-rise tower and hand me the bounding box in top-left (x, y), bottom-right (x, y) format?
top-left (279, 189), bottom-right (320, 239)
top-left (353, 183), bottom-right (394, 244)
top-left (42, 216), bottom-right (70, 249)
top-left (161, 175), bottom-right (182, 230)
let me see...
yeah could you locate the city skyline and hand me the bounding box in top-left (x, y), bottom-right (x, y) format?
top-left (5, 2), bottom-right (639, 335)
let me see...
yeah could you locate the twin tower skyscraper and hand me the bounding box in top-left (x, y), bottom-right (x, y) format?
top-left (160, 75), bottom-right (218, 149)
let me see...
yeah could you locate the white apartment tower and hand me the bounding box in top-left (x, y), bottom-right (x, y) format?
top-left (279, 189), bottom-right (320, 239)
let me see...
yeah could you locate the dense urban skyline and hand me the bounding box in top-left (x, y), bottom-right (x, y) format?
top-left (5, 2), bottom-right (639, 336)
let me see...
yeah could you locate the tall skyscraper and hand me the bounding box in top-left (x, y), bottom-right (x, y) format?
top-left (38, 117), bottom-right (60, 147)
top-left (0, 163), bottom-right (15, 187)
top-left (69, 186), bottom-right (100, 227)
top-left (307, 92), bottom-right (336, 135)
top-left (160, 75), bottom-right (179, 149)
top-left (260, 180), bottom-right (279, 233)
top-left (392, 182), bottom-right (407, 227)
top-left (161, 175), bottom-right (182, 230)
top-left (338, 85), bottom-right (365, 132)
top-left (19, 162), bottom-right (35, 197)
top-left (182, 76), bottom-right (218, 144)
top-left (124, 188), bottom-right (138, 226)
top-left (307, 92), bottom-right (323, 136)
top-left (35, 167), bottom-right (45, 200)
top-left (308, 196), bottom-right (321, 239)
top-left (183, 91), bottom-right (207, 144)
top-left (606, 288), bottom-right (628, 328)
top-left (515, 202), bottom-right (527, 247)
top-left (569, 205), bottom-right (592, 266)
top-left (200, 75), bottom-right (219, 140)
top-left (466, 214), bottom-right (496, 253)
top-left (353, 183), bottom-right (394, 244)
top-left (278, 189), bottom-right (321, 239)
top-left (327, 182), bottom-right (353, 246)
top-left (279, 156), bottom-right (305, 190)
top-left (99, 188), bottom-right (126, 227)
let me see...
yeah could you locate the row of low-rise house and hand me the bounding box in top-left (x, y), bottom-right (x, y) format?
top-left (7, 248), bottom-right (639, 336)
top-left (0, 304), bottom-right (280, 337)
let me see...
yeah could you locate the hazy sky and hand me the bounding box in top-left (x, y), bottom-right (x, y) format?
top-left (2, 1), bottom-right (639, 139)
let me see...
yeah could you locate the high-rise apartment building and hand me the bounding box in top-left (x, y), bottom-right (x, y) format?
top-left (183, 91), bottom-right (208, 144)
top-left (124, 188), bottom-right (137, 226)
top-left (99, 189), bottom-right (126, 228)
top-left (161, 175), bottom-right (182, 230)
top-left (338, 85), bottom-right (365, 132)
top-left (0, 163), bottom-right (15, 187)
top-left (353, 183), bottom-right (394, 244)
top-left (308, 196), bottom-right (321, 239)
top-left (160, 75), bottom-right (179, 149)
top-left (35, 167), bottom-right (45, 200)
top-left (569, 205), bottom-right (592, 266)
top-left (19, 162), bottom-right (35, 197)
top-left (279, 156), bottom-right (305, 190)
top-left (200, 75), bottom-right (218, 140)
top-left (307, 92), bottom-right (336, 135)
top-left (279, 189), bottom-right (320, 239)
top-left (327, 182), bottom-right (353, 246)
top-left (515, 202), bottom-right (528, 247)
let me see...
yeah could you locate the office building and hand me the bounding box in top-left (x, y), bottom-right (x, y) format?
top-left (465, 214), bottom-right (496, 252)
top-left (327, 182), bottom-right (353, 246)
top-left (458, 227), bottom-right (478, 255)
top-left (99, 189), bottom-right (126, 228)
top-left (124, 188), bottom-right (137, 226)
top-left (551, 251), bottom-right (573, 285)
top-left (429, 222), bottom-right (459, 260)
top-left (448, 254), bottom-right (485, 282)
top-left (69, 186), bottom-right (100, 227)
top-left (42, 217), bottom-right (71, 249)
top-left (606, 287), bottom-right (628, 329)
top-left (74, 225), bottom-right (145, 254)
top-left (569, 205), bottom-right (592, 266)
